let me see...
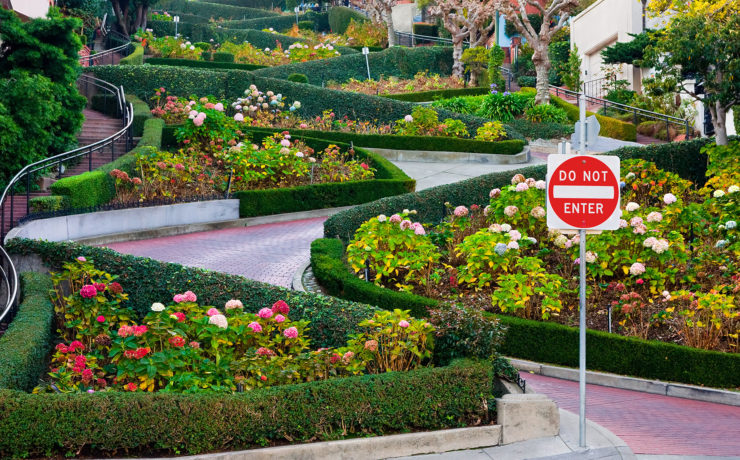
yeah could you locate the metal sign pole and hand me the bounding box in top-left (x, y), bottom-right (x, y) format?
top-left (577, 93), bottom-right (587, 449)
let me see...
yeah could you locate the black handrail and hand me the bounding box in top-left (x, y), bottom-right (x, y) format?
top-left (0, 244), bottom-right (19, 328)
top-left (0, 74), bottom-right (134, 243)
top-left (551, 85), bottom-right (691, 140)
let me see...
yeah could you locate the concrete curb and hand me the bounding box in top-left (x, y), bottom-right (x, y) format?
top-left (145, 425), bottom-right (503, 460)
top-left (74, 205), bottom-right (356, 246)
top-left (291, 259), bottom-right (310, 292)
top-left (511, 358), bottom-right (740, 407)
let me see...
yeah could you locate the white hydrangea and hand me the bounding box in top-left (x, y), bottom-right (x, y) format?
top-left (151, 302), bottom-right (165, 312)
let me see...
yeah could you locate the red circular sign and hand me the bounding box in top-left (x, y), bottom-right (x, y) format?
top-left (548, 156), bottom-right (619, 229)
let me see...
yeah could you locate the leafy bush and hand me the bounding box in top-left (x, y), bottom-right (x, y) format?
top-left (161, 0), bottom-right (280, 20)
top-left (119, 43), bottom-right (144, 65)
top-left (144, 57), bottom-right (266, 71)
top-left (517, 75), bottom-right (536, 88)
top-left (298, 20), bottom-right (314, 30)
top-left (213, 51), bottom-right (235, 63)
top-left (606, 88), bottom-right (637, 105)
top-left (475, 121), bottom-right (507, 141)
top-left (413, 22), bottom-right (438, 36)
top-left (328, 6), bottom-right (368, 33)
top-left (28, 195), bottom-right (66, 213)
top-left (507, 118), bottom-right (574, 140)
top-left (524, 103), bottom-right (569, 124)
top-left (487, 45), bottom-right (506, 90)
top-left (287, 72), bottom-right (309, 83)
top-left (559, 45), bottom-right (582, 91)
top-left (384, 86), bottom-right (489, 102)
top-left (477, 91), bottom-right (534, 122)
top-left (428, 304), bottom-right (507, 365)
top-left (0, 273), bottom-right (53, 391)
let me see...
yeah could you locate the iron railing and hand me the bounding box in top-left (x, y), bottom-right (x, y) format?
top-left (581, 76), bottom-right (612, 99)
top-left (394, 31), bottom-right (470, 48)
top-left (79, 32), bottom-right (134, 67)
top-left (551, 85), bottom-right (692, 140)
top-left (0, 244), bottom-right (19, 332)
top-left (0, 74), bottom-right (134, 243)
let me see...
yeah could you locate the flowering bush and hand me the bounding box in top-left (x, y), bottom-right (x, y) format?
top-left (393, 106), bottom-right (469, 138)
top-left (329, 71), bottom-right (465, 96)
top-left (348, 157), bottom-right (739, 352)
top-left (39, 261), bottom-right (435, 393)
top-left (343, 18), bottom-right (388, 47)
top-left (475, 121), bottom-right (506, 142)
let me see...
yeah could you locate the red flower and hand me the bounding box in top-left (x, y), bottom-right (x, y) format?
top-left (271, 300), bottom-right (290, 315)
top-left (69, 340), bottom-right (84, 352)
top-left (636, 279), bottom-right (644, 285)
top-left (55, 343), bottom-right (68, 353)
top-left (134, 347), bottom-right (151, 359)
top-left (126, 382), bottom-right (138, 391)
top-left (260, 375), bottom-right (267, 381)
top-left (189, 341), bottom-right (200, 349)
top-left (133, 325), bottom-right (148, 337)
top-left (94, 283), bottom-right (106, 292)
top-left (97, 378), bottom-right (107, 388)
top-left (360, 163), bottom-right (369, 170)
top-left (108, 282), bottom-right (123, 294)
top-left (172, 312), bottom-right (186, 323)
top-left (96, 315), bottom-right (105, 323)
top-left (80, 284), bottom-right (97, 298)
top-left (75, 355), bottom-right (87, 367)
top-left (82, 368), bottom-right (93, 382)
top-left (168, 336), bottom-right (186, 348)
top-left (330, 353), bottom-right (340, 364)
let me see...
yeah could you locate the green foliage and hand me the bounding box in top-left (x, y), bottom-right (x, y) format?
top-left (162, 0), bottom-right (280, 20)
top-left (205, 0), bottom-right (285, 8)
top-left (328, 6), bottom-right (368, 34)
top-left (383, 86), bottom-right (490, 102)
top-left (127, 93), bottom-right (153, 137)
top-left (505, 14), bottom-right (542, 37)
top-left (477, 91), bottom-right (534, 122)
top-left (219, 14), bottom-right (308, 33)
top-left (487, 45), bottom-right (506, 90)
top-left (0, 9), bottom-right (86, 184)
top-left (145, 57), bottom-right (266, 71)
top-left (0, 360), bottom-right (492, 457)
top-left (286, 0), bottom-right (298, 10)
top-left (602, 31), bottom-right (653, 66)
top-left (507, 118), bottom-right (574, 140)
top-left (548, 40), bottom-right (570, 86)
top-left (461, 46), bottom-right (489, 85)
top-left (413, 22), bottom-right (438, 37)
top-left (298, 20), bottom-right (314, 30)
top-left (212, 51), bottom-right (235, 63)
top-left (559, 44), bottom-right (582, 91)
top-left (475, 121), bottom-right (507, 142)
top-left (606, 88), bottom-right (636, 105)
top-left (119, 43), bottom-right (144, 65)
top-left (517, 75), bottom-right (536, 88)
top-left (0, 273), bottom-right (54, 392)
top-left (428, 304), bottom-right (507, 365)
top-left (544, 91), bottom-right (637, 141)
top-left (28, 195), bottom-right (66, 213)
top-left (524, 103), bottom-right (569, 124)
top-left (287, 72), bottom-right (309, 83)
top-left (49, 118), bottom-right (164, 208)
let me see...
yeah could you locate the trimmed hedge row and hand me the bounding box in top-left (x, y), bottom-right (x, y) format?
top-left (205, 0), bottom-right (285, 8)
top-left (218, 13), bottom-right (307, 32)
top-left (147, 19), bottom-right (211, 42)
top-left (145, 57), bottom-right (267, 71)
top-left (328, 6), bottom-right (368, 33)
top-left (48, 118), bottom-right (164, 209)
top-left (311, 238), bottom-right (740, 387)
top-left (87, 65), bottom-right (514, 136)
top-left (0, 360), bottom-right (492, 457)
top-left (0, 273), bottom-right (54, 392)
top-left (119, 43), bottom-right (144, 65)
top-left (383, 86), bottom-right (490, 102)
top-left (252, 46), bottom-right (452, 85)
top-left (127, 93), bottom-right (154, 137)
top-left (163, 0), bottom-right (281, 19)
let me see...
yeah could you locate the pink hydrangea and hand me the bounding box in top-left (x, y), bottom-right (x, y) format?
top-left (507, 241), bottom-right (520, 250)
top-left (619, 219), bottom-right (629, 228)
top-left (633, 224), bottom-right (647, 235)
top-left (530, 206), bottom-right (545, 219)
top-left (257, 347), bottom-right (274, 356)
top-left (414, 224), bottom-right (426, 236)
top-left (274, 314), bottom-right (286, 323)
top-left (453, 206), bottom-right (469, 217)
top-left (133, 325), bottom-right (148, 337)
top-left (484, 205), bottom-right (491, 216)
top-left (398, 320), bottom-right (410, 328)
top-left (193, 116), bottom-right (204, 127)
top-left (173, 294), bottom-right (185, 303)
top-left (258, 307), bottom-right (273, 319)
top-left (283, 327), bottom-right (299, 338)
top-left (80, 285), bottom-right (97, 299)
top-left (515, 182), bottom-right (529, 192)
top-left (214, 103), bottom-right (224, 111)
top-left (489, 188), bottom-right (501, 198)
top-left (400, 219), bottom-right (412, 230)
top-left (96, 315), bottom-right (105, 323)
top-left (342, 351), bottom-right (354, 363)
top-left (208, 314), bottom-right (228, 329)
top-left (272, 300), bottom-right (290, 314)
top-left (404, 115), bottom-right (413, 123)
top-left (535, 180), bottom-right (546, 190)
top-left (489, 223), bottom-right (502, 233)
top-left (225, 299), bottom-right (243, 310)
top-left (646, 211), bottom-right (663, 223)
top-left (183, 291), bottom-right (197, 302)
top-left (643, 237), bottom-right (658, 248)
top-left (280, 139), bottom-right (291, 147)
top-left (206, 308), bottom-right (220, 317)
top-left (511, 174), bottom-right (525, 185)
top-left (117, 325), bottom-right (134, 338)
top-left (508, 229), bottom-right (522, 241)
top-left (629, 262), bottom-right (646, 276)
top-left (663, 193), bottom-right (677, 205)
top-left (247, 321), bottom-right (263, 332)
top-left (234, 113), bottom-right (244, 122)
top-left (389, 214), bottom-right (402, 223)
top-left (630, 217), bottom-right (643, 227)
top-left (77, 256), bottom-right (87, 262)
top-left (504, 206), bottom-right (518, 217)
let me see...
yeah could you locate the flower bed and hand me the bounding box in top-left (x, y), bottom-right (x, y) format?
top-left (328, 71), bottom-right (466, 96)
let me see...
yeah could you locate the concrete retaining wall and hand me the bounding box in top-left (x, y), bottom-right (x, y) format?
top-left (5, 199), bottom-right (240, 244)
top-left (366, 146), bottom-right (531, 164)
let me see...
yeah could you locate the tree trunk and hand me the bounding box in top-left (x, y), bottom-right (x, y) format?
top-left (134, 4), bottom-right (144, 31)
top-left (451, 37), bottom-right (464, 79)
top-left (141, 7), bottom-right (148, 30)
top-left (709, 101), bottom-right (728, 145)
top-left (385, 9), bottom-right (396, 46)
top-left (112, 0), bottom-right (130, 37)
top-left (532, 42), bottom-right (551, 105)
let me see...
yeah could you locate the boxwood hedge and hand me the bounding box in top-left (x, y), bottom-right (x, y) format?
top-left (119, 43), bottom-right (144, 65)
top-left (145, 57), bottom-right (267, 71)
top-left (328, 6), bottom-right (368, 33)
top-left (206, 0), bottom-right (285, 8)
top-left (162, 0), bottom-right (280, 19)
top-left (382, 86), bottom-right (490, 102)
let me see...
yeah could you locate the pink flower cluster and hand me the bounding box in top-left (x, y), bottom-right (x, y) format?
top-left (248, 321), bottom-right (263, 332)
top-left (206, 308), bottom-right (221, 317)
top-left (56, 341), bottom-right (84, 354)
top-left (258, 307), bottom-right (273, 319)
top-left (170, 311), bottom-right (186, 323)
top-left (283, 327), bottom-right (299, 338)
top-left (453, 206), bottom-right (469, 217)
top-left (173, 291), bottom-right (197, 303)
top-left (272, 300), bottom-right (290, 314)
top-left (118, 325), bottom-right (148, 338)
top-left (80, 284), bottom-right (97, 299)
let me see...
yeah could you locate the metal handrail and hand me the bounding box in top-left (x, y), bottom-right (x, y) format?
top-left (0, 74), bottom-right (134, 243)
top-left (394, 31), bottom-right (470, 48)
top-left (0, 244), bottom-right (19, 325)
top-left (551, 85), bottom-right (691, 140)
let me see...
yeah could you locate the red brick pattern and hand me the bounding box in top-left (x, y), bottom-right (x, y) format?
top-left (524, 373), bottom-right (740, 456)
top-left (104, 217), bottom-right (327, 288)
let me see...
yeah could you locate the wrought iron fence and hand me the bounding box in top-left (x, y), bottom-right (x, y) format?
top-left (394, 31), bottom-right (469, 48)
top-left (581, 76), bottom-right (612, 99)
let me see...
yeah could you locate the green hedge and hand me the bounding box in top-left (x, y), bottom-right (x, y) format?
top-left (119, 43), bottom-right (144, 65)
top-left (522, 88), bottom-right (637, 142)
top-left (382, 86), bottom-right (490, 102)
top-left (204, 0), bottom-right (285, 9)
top-left (87, 65), bottom-right (514, 137)
top-left (163, 0), bottom-right (280, 19)
top-left (0, 360), bottom-right (492, 457)
top-left (127, 93), bottom-right (153, 137)
top-left (48, 118), bottom-right (164, 208)
top-left (145, 57), bottom-right (266, 71)
top-left (507, 118), bottom-right (574, 140)
top-left (251, 46), bottom-right (452, 85)
top-left (147, 19), bottom-right (211, 41)
top-left (0, 273), bottom-right (53, 392)
top-left (29, 195), bottom-right (66, 213)
top-left (219, 13), bottom-right (306, 31)
top-left (413, 22), bottom-right (438, 37)
top-left (328, 6), bottom-right (368, 33)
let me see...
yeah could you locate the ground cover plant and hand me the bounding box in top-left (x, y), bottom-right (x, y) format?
top-left (328, 71), bottom-right (466, 96)
top-left (343, 142), bottom-right (740, 353)
top-left (37, 257), bottom-right (434, 394)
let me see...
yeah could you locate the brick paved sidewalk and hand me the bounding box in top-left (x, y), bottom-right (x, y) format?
top-left (524, 373), bottom-right (740, 457)
top-left (104, 217), bottom-right (327, 288)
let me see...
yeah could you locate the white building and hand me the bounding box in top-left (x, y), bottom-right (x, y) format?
top-left (1, 0), bottom-right (53, 20)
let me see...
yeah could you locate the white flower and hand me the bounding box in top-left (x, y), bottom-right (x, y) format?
top-left (295, 152), bottom-right (304, 158)
top-left (189, 45), bottom-right (195, 50)
top-left (625, 202), bottom-right (640, 212)
top-left (728, 185), bottom-right (739, 194)
top-left (626, 172), bottom-right (636, 180)
top-left (554, 234), bottom-right (568, 248)
top-left (619, 219), bottom-right (628, 228)
top-left (646, 212), bottom-right (663, 223)
top-left (225, 299), bottom-right (243, 310)
top-left (308, 157), bottom-right (316, 163)
top-left (714, 190), bottom-right (726, 198)
top-left (507, 241), bottom-right (520, 250)
top-left (404, 115), bottom-right (413, 123)
top-left (500, 223), bottom-right (511, 232)
top-left (293, 101), bottom-right (301, 109)
top-left (508, 229), bottom-right (522, 241)
top-left (234, 113), bottom-right (244, 122)
top-left (726, 220), bottom-right (737, 229)
top-left (377, 214), bottom-right (387, 222)
top-left (264, 47), bottom-right (270, 52)
top-left (489, 223), bottom-right (502, 233)
top-left (535, 180), bottom-right (546, 190)
top-left (208, 314), bottom-right (228, 329)
top-left (662, 290), bottom-right (672, 301)
top-left (585, 251), bottom-right (597, 263)
top-left (151, 302), bottom-right (165, 312)
top-left (180, 43), bottom-right (186, 49)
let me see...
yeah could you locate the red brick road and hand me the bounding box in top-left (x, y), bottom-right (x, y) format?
top-left (104, 217), bottom-right (327, 288)
top-left (524, 373), bottom-right (740, 456)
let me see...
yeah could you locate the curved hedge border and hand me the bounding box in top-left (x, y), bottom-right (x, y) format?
top-left (0, 273), bottom-right (54, 392)
top-left (163, 0), bottom-right (281, 19)
top-left (144, 57), bottom-right (267, 71)
top-left (382, 86), bottom-right (491, 102)
top-left (119, 43), bottom-right (144, 65)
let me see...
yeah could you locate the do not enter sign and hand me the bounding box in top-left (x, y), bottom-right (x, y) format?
top-left (546, 154), bottom-right (620, 230)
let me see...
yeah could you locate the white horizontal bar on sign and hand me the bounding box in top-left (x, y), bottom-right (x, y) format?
top-left (552, 185), bottom-right (614, 199)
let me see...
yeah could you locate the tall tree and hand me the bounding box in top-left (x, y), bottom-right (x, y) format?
top-left (109, 0), bottom-right (159, 37)
top-left (643, 3), bottom-right (740, 145)
top-left (494, 0), bottom-right (578, 104)
top-left (349, 0), bottom-right (399, 47)
top-left (427, 0), bottom-right (497, 79)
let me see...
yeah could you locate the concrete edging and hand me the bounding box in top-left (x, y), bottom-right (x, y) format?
top-left (511, 357), bottom-right (740, 407)
top-left (365, 145), bottom-right (531, 165)
top-left (291, 259), bottom-right (310, 292)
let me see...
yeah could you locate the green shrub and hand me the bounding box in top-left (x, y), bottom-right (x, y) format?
top-left (524, 103), bottom-right (569, 124)
top-left (0, 360), bottom-right (492, 457)
top-left (28, 195), bottom-right (66, 213)
top-left (328, 6), bottom-right (368, 33)
top-left (298, 20), bottom-right (314, 30)
top-left (540, 90), bottom-right (637, 141)
top-left (517, 76), bottom-right (536, 88)
top-left (507, 118), bottom-right (574, 140)
top-left (0, 273), bottom-right (53, 392)
top-left (119, 43), bottom-right (144, 65)
top-left (192, 41), bottom-right (211, 51)
top-left (287, 72), bottom-right (309, 83)
top-left (144, 57), bottom-right (266, 71)
top-left (412, 22), bottom-right (438, 36)
top-left (49, 118), bottom-right (164, 208)
top-left (126, 93), bottom-right (153, 137)
top-left (383, 86), bottom-right (490, 102)
top-left (606, 88), bottom-right (636, 105)
top-left (162, 0), bottom-right (280, 19)
top-left (201, 50), bottom-right (212, 61)
top-left (219, 14), bottom-right (306, 33)
top-left (213, 51), bottom-right (235, 63)
top-left (206, 0), bottom-right (285, 8)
